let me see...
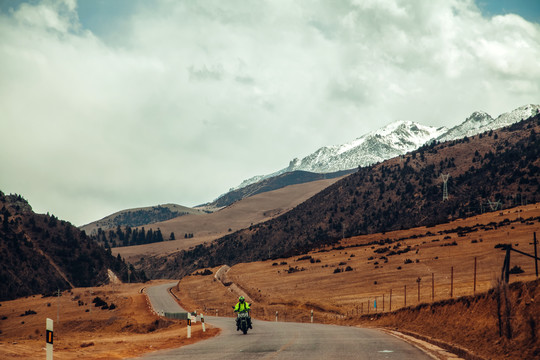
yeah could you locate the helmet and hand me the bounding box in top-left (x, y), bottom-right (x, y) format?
top-left (239, 296), bottom-right (245, 302)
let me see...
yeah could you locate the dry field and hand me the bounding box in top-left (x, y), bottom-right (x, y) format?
top-left (0, 280), bottom-right (217, 359)
top-left (176, 203), bottom-right (540, 359)
top-left (113, 177), bottom-right (343, 263)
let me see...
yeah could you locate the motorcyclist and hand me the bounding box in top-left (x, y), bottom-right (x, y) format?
top-left (234, 296), bottom-right (252, 330)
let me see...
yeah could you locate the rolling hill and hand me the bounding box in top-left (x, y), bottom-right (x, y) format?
top-left (111, 177), bottom-right (346, 264)
top-left (135, 112), bottom-right (540, 278)
top-left (80, 203), bottom-right (206, 235)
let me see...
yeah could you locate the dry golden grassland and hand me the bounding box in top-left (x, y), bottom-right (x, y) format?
top-left (0, 280), bottom-right (217, 359)
top-left (176, 204), bottom-right (540, 359)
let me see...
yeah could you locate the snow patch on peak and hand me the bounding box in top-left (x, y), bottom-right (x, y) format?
top-left (492, 104), bottom-right (540, 129)
top-left (438, 104), bottom-right (540, 142)
top-left (226, 104), bottom-right (539, 195)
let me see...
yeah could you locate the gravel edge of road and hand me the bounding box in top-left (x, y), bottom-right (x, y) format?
top-left (382, 329), bottom-right (485, 360)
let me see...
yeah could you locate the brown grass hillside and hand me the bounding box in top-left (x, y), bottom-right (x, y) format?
top-left (137, 114), bottom-right (540, 279)
top-left (175, 203), bottom-right (540, 360)
top-left (113, 177), bottom-right (343, 263)
top-left (0, 281), bottom-right (217, 359)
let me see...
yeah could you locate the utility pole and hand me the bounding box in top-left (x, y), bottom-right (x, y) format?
top-left (441, 174), bottom-right (450, 201)
top-left (489, 200), bottom-right (501, 211)
top-left (57, 289), bottom-right (60, 325)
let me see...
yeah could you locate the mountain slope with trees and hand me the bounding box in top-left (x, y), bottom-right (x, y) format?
top-left (137, 113), bottom-right (540, 279)
top-left (0, 193), bottom-right (146, 301)
top-left (80, 203), bottom-right (206, 235)
top-left (207, 169), bottom-right (355, 209)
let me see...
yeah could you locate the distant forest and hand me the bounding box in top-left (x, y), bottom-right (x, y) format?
top-left (104, 207), bottom-right (191, 228)
top-left (92, 226), bottom-right (191, 248)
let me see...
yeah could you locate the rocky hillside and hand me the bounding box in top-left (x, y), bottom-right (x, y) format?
top-left (0, 193), bottom-right (146, 301)
top-left (137, 112), bottom-right (540, 278)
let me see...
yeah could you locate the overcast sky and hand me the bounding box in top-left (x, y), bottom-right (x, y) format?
top-left (1, 0), bottom-right (539, 226)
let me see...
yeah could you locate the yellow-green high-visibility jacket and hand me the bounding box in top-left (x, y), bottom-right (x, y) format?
top-left (234, 301), bottom-right (251, 312)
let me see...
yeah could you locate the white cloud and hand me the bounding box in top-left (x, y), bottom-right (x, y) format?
top-left (0, 0), bottom-right (539, 225)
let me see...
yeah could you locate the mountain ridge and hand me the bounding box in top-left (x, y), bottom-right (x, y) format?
top-left (80, 203), bottom-right (206, 235)
top-left (136, 112), bottom-right (540, 278)
top-left (228, 104), bottom-right (540, 194)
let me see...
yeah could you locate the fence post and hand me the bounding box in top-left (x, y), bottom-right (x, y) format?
top-left (450, 266), bottom-right (454, 298)
top-left (474, 257), bottom-right (477, 295)
top-left (404, 285), bottom-right (407, 307)
top-left (534, 232), bottom-right (538, 278)
top-left (432, 273), bottom-right (434, 302)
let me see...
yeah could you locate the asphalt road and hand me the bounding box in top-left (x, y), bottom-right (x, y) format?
top-left (145, 282), bottom-right (186, 314)
top-left (135, 283), bottom-right (432, 360)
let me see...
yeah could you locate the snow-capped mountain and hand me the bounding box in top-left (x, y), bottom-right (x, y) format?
top-left (282, 121), bottom-right (446, 173)
top-left (229, 121), bottom-right (446, 192)
top-left (437, 104), bottom-right (540, 142)
top-left (228, 104), bottom-right (539, 194)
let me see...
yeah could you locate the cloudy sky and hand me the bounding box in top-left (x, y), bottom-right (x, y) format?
top-left (1, 0), bottom-right (539, 226)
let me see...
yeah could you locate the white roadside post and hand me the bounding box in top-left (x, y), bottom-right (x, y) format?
top-left (275, 311), bottom-right (278, 322)
top-left (187, 318), bottom-right (192, 339)
top-left (201, 313), bottom-right (206, 332)
top-left (46, 318), bottom-right (53, 360)
top-left (311, 310), bottom-right (314, 323)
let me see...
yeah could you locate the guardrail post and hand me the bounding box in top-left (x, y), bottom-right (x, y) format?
top-left (46, 318), bottom-right (53, 360)
top-left (201, 313), bottom-right (206, 332)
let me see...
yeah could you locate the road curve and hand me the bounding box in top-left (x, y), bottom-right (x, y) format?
top-left (135, 284), bottom-right (432, 360)
top-left (145, 282), bottom-right (186, 314)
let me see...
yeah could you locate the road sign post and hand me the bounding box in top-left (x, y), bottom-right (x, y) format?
top-left (46, 318), bottom-right (53, 360)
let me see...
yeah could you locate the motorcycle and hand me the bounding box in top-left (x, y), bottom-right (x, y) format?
top-left (236, 311), bottom-right (251, 335)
